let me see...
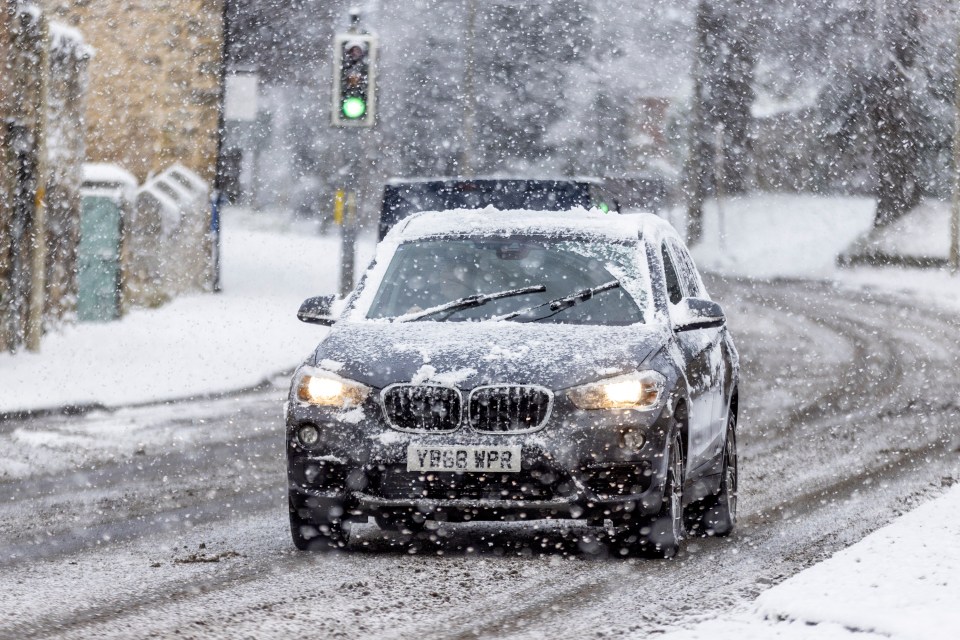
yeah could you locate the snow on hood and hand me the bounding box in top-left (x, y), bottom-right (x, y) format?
top-left (311, 321), bottom-right (667, 391)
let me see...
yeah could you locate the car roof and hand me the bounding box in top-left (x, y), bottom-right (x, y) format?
top-left (391, 207), bottom-right (682, 245)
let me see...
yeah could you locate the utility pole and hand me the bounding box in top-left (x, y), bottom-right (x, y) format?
top-left (460, 0), bottom-right (477, 177)
top-left (211, 0), bottom-right (234, 294)
top-left (714, 123), bottom-right (727, 252)
top-left (25, 13), bottom-right (49, 352)
top-left (951, 18), bottom-right (960, 274)
top-left (685, 0), bottom-right (709, 245)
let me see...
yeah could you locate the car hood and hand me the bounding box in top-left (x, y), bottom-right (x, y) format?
top-left (311, 321), bottom-right (667, 391)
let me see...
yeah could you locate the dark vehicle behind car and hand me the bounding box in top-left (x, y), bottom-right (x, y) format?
top-left (378, 177), bottom-right (620, 239)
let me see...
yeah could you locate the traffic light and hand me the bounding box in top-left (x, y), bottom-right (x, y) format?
top-left (332, 33), bottom-right (377, 126)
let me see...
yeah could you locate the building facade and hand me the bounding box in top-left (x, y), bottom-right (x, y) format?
top-left (39, 0), bottom-right (224, 184)
top-left (1, 2), bottom-right (90, 352)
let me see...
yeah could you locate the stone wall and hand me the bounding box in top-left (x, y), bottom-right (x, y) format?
top-left (0, 2), bottom-right (90, 352)
top-left (39, 0), bottom-right (224, 184)
top-left (44, 22), bottom-right (90, 323)
top-left (1, 4), bottom-right (46, 352)
top-left (0, 4), bottom-right (23, 351)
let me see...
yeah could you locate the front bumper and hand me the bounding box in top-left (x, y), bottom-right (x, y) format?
top-left (286, 394), bottom-right (674, 523)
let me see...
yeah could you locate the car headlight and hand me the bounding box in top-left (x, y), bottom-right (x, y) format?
top-left (295, 368), bottom-right (370, 408)
top-left (567, 371), bottom-right (666, 411)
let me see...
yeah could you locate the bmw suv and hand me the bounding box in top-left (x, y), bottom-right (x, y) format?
top-left (287, 208), bottom-right (739, 558)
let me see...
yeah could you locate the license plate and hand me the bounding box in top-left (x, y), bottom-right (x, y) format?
top-left (406, 445), bottom-right (522, 473)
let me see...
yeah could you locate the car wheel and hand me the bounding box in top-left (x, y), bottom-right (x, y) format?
top-left (686, 409), bottom-right (738, 537)
top-left (610, 432), bottom-right (684, 559)
top-left (289, 493), bottom-right (351, 551)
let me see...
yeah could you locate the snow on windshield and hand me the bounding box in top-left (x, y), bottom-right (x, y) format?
top-left (345, 208), bottom-right (654, 324)
top-left (363, 237), bottom-right (647, 324)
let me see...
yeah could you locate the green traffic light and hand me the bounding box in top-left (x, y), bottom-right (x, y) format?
top-left (342, 97), bottom-right (366, 119)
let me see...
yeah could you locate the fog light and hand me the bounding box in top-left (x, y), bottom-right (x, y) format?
top-left (298, 424), bottom-right (320, 447)
top-left (622, 430), bottom-right (645, 450)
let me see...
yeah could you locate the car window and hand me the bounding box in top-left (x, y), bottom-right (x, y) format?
top-left (668, 239), bottom-right (705, 299)
top-left (661, 243), bottom-right (684, 305)
top-left (365, 237), bottom-right (646, 325)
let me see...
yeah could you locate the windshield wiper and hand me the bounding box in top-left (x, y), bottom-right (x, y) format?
top-left (395, 284), bottom-right (547, 322)
top-left (495, 280), bottom-right (622, 322)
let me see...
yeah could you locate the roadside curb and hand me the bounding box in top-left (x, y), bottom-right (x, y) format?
top-left (837, 250), bottom-right (948, 269)
top-left (0, 368), bottom-right (295, 424)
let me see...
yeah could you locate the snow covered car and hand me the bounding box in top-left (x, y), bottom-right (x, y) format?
top-left (286, 208), bottom-right (739, 557)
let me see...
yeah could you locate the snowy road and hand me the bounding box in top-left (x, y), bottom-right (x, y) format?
top-left (1, 276), bottom-right (958, 639)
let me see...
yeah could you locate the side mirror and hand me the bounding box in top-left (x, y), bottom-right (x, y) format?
top-left (297, 295), bottom-right (337, 326)
top-left (673, 298), bottom-right (725, 332)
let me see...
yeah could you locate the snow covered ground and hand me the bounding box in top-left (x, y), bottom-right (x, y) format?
top-left (0, 208), bottom-right (374, 415)
top-left (662, 194), bottom-right (960, 311)
top-left (660, 483), bottom-right (960, 640)
top-left (672, 193), bottom-right (877, 279)
top-left (843, 199), bottom-right (953, 262)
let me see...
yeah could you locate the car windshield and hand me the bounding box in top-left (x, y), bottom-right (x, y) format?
top-left (365, 237), bottom-right (647, 325)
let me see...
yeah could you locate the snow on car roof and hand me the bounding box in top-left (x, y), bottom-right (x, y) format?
top-left (394, 207), bottom-right (647, 242)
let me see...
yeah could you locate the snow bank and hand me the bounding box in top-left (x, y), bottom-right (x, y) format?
top-left (661, 484), bottom-right (960, 640)
top-left (0, 208), bottom-right (373, 414)
top-left (655, 193), bottom-right (960, 320)
top-left (671, 194), bottom-right (876, 279)
top-left (82, 162), bottom-right (138, 190)
top-left (843, 199), bottom-right (952, 263)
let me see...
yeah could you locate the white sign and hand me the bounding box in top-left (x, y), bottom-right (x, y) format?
top-left (225, 73), bottom-right (259, 122)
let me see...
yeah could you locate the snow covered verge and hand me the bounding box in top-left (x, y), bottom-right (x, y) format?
top-left (659, 483), bottom-right (960, 640)
top-left (659, 193), bottom-right (960, 312)
top-left (841, 199), bottom-right (953, 266)
top-left (665, 193), bottom-right (877, 279)
top-left (0, 208), bottom-right (373, 415)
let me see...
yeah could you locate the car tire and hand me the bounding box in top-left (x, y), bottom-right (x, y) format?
top-left (610, 431), bottom-right (684, 559)
top-left (685, 410), bottom-right (738, 537)
top-left (289, 494), bottom-right (351, 551)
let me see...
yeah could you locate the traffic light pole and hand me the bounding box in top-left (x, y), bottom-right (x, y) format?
top-left (335, 13), bottom-right (376, 297)
top-left (338, 190), bottom-right (357, 298)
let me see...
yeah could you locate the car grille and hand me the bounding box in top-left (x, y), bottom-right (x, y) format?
top-left (469, 386), bottom-right (552, 432)
top-left (381, 384), bottom-right (462, 432)
top-left (373, 465), bottom-right (571, 502)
